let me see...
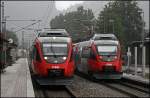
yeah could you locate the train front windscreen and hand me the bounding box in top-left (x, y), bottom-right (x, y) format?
top-left (96, 45), bottom-right (118, 62)
top-left (42, 43), bottom-right (68, 63)
top-left (97, 45), bottom-right (117, 56)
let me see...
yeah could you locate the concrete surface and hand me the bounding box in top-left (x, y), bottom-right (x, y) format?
top-left (123, 73), bottom-right (149, 84)
top-left (1, 58), bottom-right (35, 97)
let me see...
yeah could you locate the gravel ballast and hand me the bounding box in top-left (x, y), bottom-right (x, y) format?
top-left (67, 75), bottom-right (129, 97)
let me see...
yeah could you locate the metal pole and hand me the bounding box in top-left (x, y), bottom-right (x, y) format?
top-left (127, 47), bottom-right (131, 72)
top-left (113, 21), bottom-right (114, 34)
top-left (134, 47), bottom-right (137, 76)
top-left (4, 16), bottom-right (7, 66)
top-left (1, 2), bottom-right (7, 67)
top-left (22, 31), bottom-right (24, 49)
top-left (142, 46), bottom-right (146, 77)
top-left (142, 12), bottom-right (144, 42)
top-left (91, 25), bottom-right (94, 35)
top-left (104, 17), bottom-right (105, 33)
top-left (22, 31), bottom-right (24, 57)
top-left (1, 2), bottom-right (4, 33)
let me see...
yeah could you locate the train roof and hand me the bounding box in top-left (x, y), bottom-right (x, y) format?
top-left (92, 33), bottom-right (117, 40)
top-left (77, 40), bottom-right (119, 47)
top-left (38, 29), bottom-right (69, 37)
top-left (36, 37), bottom-right (71, 43)
top-left (94, 40), bottom-right (119, 45)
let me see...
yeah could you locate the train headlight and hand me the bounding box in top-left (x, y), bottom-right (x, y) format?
top-left (114, 56), bottom-right (117, 59)
top-left (99, 56), bottom-right (103, 59)
top-left (53, 37), bottom-right (56, 40)
top-left (63, 56), bottom-right (67, 60)
top-left (44, 57), bottom-right (48, 60)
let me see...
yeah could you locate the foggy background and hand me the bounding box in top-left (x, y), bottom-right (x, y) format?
top-left (3, 1), bottom-right (149, 46)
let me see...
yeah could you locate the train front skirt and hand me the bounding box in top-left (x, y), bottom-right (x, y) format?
top-left (92, 72), bottom-right (123, 79)
top-left (33, 76), bottom-right (74, 85)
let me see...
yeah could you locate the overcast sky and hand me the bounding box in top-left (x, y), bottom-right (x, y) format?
top-left (56, 1), bottom-right (83, 11)
top-left (3, 1), bottom-right (149, 30)
top-left (2, 1), bottom-right (149, 45)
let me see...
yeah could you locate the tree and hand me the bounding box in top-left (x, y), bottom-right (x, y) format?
top-left (96, 1), bottom-right (144, 52)
top-left (50, 6), bottom-right (94, 42)
top-left (6, 30), bottom-right (18, 45)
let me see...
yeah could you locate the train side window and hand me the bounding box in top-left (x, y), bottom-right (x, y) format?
top-left (90, 49), bottom-right (96, 59)
top-left (82, 46), bottom-right (90, 58)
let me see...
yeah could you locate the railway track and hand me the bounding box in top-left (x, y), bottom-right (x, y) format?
top-left (29, 62), bottom-right (76, 97)
top-left (40, 86), bottom-right (76, 98)
top-left (30, 69), bottom-right (149, 97)
top-left (31, 76), bottom-right (76, 97)
top-left (100, 80), bottom-right (149, 97)
top-left (76, 71), bottom-right (150, 97)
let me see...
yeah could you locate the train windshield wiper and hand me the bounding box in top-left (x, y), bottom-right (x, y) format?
top-left (50, 41), bottom-right (57, 58)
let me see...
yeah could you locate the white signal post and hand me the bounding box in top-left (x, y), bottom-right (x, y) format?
top-left (142, 46), bottom-right (146, 77)
top-left (134, 47), bottom-right (137, 76)
top-left (127, 47), bottom-right (131, 72)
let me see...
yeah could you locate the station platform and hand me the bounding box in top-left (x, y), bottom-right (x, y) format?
top-left (1, 58), bottom-right (35, 97)
top-left (123, 73), bottom-right (149, 85)
top-left (122, 66), bottom-right (149, 84)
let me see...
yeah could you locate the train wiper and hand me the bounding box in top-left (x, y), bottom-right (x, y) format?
top-left (50, 41), bottom-right (57, 58)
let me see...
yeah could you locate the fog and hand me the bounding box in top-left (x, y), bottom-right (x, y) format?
top-left (2, 1), bottom-right (149, 46)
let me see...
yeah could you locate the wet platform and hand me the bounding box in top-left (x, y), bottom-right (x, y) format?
top-left (1, 58), bottom-right (35, 97)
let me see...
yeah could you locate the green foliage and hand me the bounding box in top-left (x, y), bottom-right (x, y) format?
top-left (50, 6), bottom-right (94, 41)
top-left (50, 2), bottom-right (144, 52)
top-left (6, 30), bottom-right (18, 45)
top-left (96, 1), bottom-right (144, 52)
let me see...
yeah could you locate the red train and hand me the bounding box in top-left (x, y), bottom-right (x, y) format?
top-left (29, 29), bottom-right (75, 85)
top-left (75, 34), bottom-right (123, 79)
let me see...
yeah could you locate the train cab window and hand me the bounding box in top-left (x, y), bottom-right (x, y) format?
top-left (42, 43), bottom-right (68, 56)
top-left (32, 46), bottom-right (41, 62)
top-left (97, 45), bottom-right (117, 56)
top-left (90, 49), bottom-right (96, 59)
top-left (36, 48), bottom-right (41, 62)
top-left (32, 46), bottom-right (36, 60)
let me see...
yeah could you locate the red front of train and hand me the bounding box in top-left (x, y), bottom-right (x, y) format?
top-left (30, 29), bottom-right (75, 85)
top-left (88, 40), bottom-right (123, 79)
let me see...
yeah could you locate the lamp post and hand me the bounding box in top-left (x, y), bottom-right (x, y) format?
top-left (104, 16), bottom-right (106, 33)
top-left (3, 16), bottom-right (10, 65)
top-left (138, 11), bottom-right (144, 42)
top-left (109, 19), bottom-right (114, 34)
top-left (141, 12), bottom-right (144, 42)
top-left (138, 11), bottom-right (145, 77)
top-left (68, 18), bottom-right (95, 40)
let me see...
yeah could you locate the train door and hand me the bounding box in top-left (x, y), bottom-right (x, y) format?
top-left (76, 46), bottom-right (82, 72)
top-left (80, 45), bottom-right (90, 74)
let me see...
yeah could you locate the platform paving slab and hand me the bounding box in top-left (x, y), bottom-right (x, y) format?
top-left (1, 58), bottom-right (35, 97)
top-left (123, 73), bottom-right (149, 84)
